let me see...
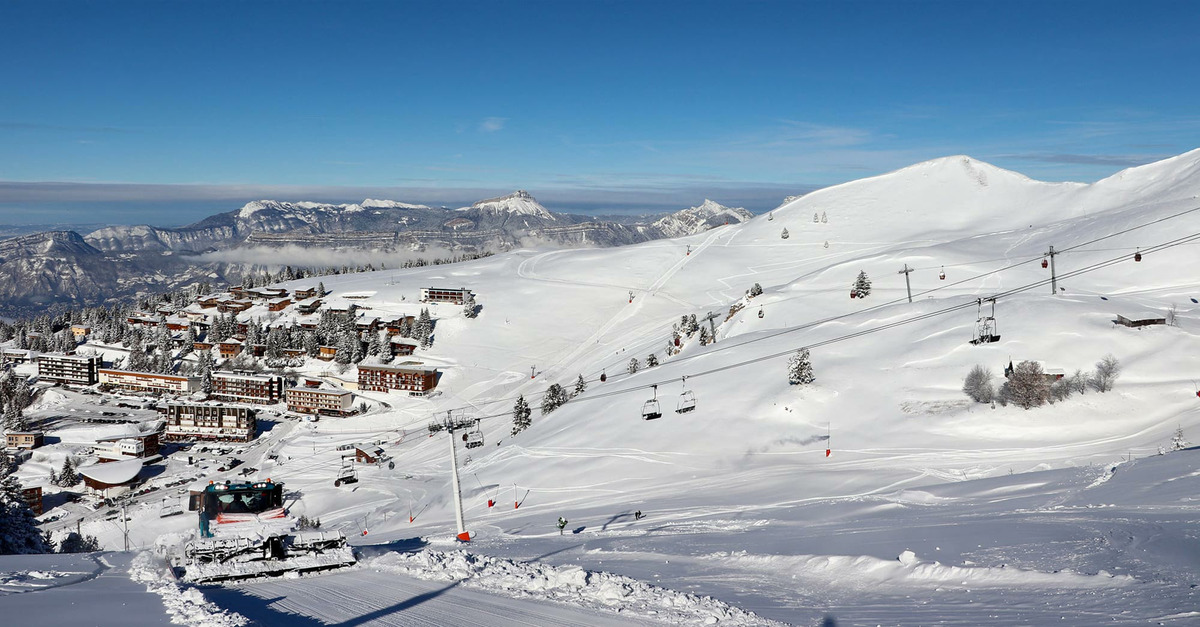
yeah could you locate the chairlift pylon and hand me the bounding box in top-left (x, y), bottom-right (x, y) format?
top-left (641, 384), bottom-right (662, 420)
top-left (969, 298), bottom-right (1001, 345)
top-left (675, 376), bottom-right (696, 414)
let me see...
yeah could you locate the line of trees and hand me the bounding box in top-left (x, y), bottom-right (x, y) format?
top-left (963, 355), bottom-right (1121, 409)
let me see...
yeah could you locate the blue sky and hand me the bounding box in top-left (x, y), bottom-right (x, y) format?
top-left (2, 0), bottom-right (1199, 225)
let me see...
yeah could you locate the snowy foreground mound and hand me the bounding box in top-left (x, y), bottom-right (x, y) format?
top-left (366, 549), bottom-right (783, 626)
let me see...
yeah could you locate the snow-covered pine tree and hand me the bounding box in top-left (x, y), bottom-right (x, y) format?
top-left (1171, 426), bottom-right (1190, 451)
top-left (367, 331), bottom-right (384, 357)
top-left (821, 211), bottom-right (827, 223)
top-left (749, 283), bottom-right (763, 297)
top-left (56, 457), bottom-right (79, 487)
top-left (56, 531), bottom-right (99, 553)
top-left (698, 326), bottom-right (711, 345)
top-left (574, 374), bottom-right (587, 396)
top-left (540, 384), bottom-right (568, 414)
top-left (318, 281), bottom-right (327, 296)
top-left (852, 270), bottom-right (872, 298)
top-left (512, 395), bottom-right (532, 435)
top-left (0, 452), bottom-right (47, 554)
top-left (197, 350), bottom-right (213, 394)
top-left (787, 348), bottom-right (815, 385)
top-left (646, 354), bottom-right (659, 367)
top-left (813, 212), bottom-right (819, 223)
top-left (627, 358), bottom-right (640, 374)
top-left (462, 291), bottom-right (478, 319)
top-left (780, 228), bottom-right (789, 239)
top-left (303, 331), bottom-right (320, 357)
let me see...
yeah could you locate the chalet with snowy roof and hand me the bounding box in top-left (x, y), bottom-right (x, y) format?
top-left (1, 348), bottom-right (36, 364)
top-left (294, 286), bottom-right (322, 299)
top-left (295, 299), bottom-right (322, 314)
top-left (70, 324), bottom-right (92, 339)
top-left (318, 345), bottom-right (338, 361)
top-left (356, 316), bottom-right (380, 332)
top-left (282, 348), bottom-right (305, 359)
top-left (229, 286), bottom-right (246, 297)
top-left (126, 314), bottom-right (161, 327)
top-left (390, 339), bottom-right (417, 357)
top-left (99, 368), bottom-right (200, 395)
top-left (197, 294), bottom-right (223, 308)
top-left (37, 353), bottom-right (101, 385)
top-left (6, 431), bottom-right (43, 450)
top-left (79, 459), bottom-right (143, 498)
top-left (165, 317), bottom-right (190, 332)
top-left (420, 287), bottom-right (473, 305)
top-left (384, 316), bottom-right (415, 336)
top-left (357, 364), bottom-right (437, 394)
top-left (218, 299), bottom-right (253, 314)
top-left (218, 340), bottom-right (244, 359)
top-left (1114, 312), bottom-right (1167, 328)
top-left (324, 303), bottom-right (357, 320)
top-left (355, 446), bottom-right (386, 465)
top-left (267, 297), bottom-right (292, 312)
top-left (194, 341), bottom-right (214, 352)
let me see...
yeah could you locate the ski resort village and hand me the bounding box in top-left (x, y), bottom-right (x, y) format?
top-left (0, 148), bottom-right (1199, 625)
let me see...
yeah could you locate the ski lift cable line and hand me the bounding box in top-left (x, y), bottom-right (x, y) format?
top-left (436, 226), bottom-right (1200, 423)
top-left (442, 228), bottom-right (1200, 422)
top-left (580, 208), bottom-right (1200, 379)
top-left (384, 221), bottom-right (1200, 424)
top-left (259, 228), bottom-right (1200, 471)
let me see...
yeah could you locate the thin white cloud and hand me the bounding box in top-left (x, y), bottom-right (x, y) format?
top-left (479, 117), bottom-right (507, 133)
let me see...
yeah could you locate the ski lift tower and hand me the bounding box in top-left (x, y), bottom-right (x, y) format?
top-left (436, 410), bottom-right (476, 542)
top-left (701, 311), bottom-right (721, 343)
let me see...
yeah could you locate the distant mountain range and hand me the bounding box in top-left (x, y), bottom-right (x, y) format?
top-left (0, 191), bottom-right (753, 315)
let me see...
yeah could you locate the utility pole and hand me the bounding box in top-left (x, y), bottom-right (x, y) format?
top-left (898, 264), bottom-right (914, 303)
top-left (1047, 245), bottom-right (1058, 295)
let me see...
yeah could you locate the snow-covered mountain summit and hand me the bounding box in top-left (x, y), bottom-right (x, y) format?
top-left (652, 199), bottom-right (753, 238)
top-left (460, 190), bottom-right (555, 220)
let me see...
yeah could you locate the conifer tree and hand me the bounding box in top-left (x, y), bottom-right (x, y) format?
top-left (627, 358), bottom-right (640, 374)
top-left (787, 348), bottom-right (815, 385)
top-left (574, 374), bottom-right (587, 396)
top-left (462, 292), bottom-right (478, 319)
top-left (56, 457), bottom-right (79, 487)
top-left (852, 270), bottom-right (872, 298)
top-left (646, 354), bottom-right (659, 367)
top-left (512, 395), bottom-right (532, 435)
top-left (0, 452), bottom-right (47, 554)
top-left (540, 384), bottom-right (568, 414)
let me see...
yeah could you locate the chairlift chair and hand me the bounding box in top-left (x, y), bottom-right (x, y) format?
top-left (463, 425), bottom-right (484, 449)
top-left (642, 385), bottom-right (663, 420)
top-left (968, 298), bottom-right (1002, 345)
top-left (675, 377), bottom-right (696, 413)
